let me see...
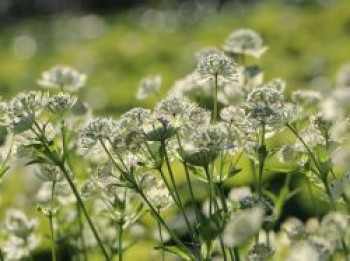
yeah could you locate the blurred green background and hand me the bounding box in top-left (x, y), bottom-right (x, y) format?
top-left (1, 0), bottom-right (350, 260)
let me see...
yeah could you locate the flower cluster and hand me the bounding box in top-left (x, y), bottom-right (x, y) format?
top-left (0, 28), bottom-right (350, 261)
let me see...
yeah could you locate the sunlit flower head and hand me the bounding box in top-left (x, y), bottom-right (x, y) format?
top-left (38, 65), bottom-right (86, 92)
top-left (46, 92), bottom-right (77, 115)
top-left (8, 91), bottom-right (48, 134)
top-left (197, 52), bottom-right (239, 81)
top-left (223, 29), bottom-right (268, 58)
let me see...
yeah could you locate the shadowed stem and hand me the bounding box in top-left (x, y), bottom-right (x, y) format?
top-left (31, 123), bottom-right (110, 261)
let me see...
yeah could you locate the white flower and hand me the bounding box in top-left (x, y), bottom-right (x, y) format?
top-left (223, 207), bottom-right (264, 247)
top-left (223, 29), bottom-right (268, 58)
top-left (78, 117), bottom-right (117, 154)
top-left (246, 86), bottom-right (291, 128)
top-left (8, 91), bottom-right (48, 133)
top-left (197, 52), bottom-right (239, 81)
top-left (277, 145), bottom-right (306, 166)
top-left (46, 92), bottom-right (77, 115)
top-left (4, 209), bottom-right (37, 238)
top-left (38, 65), bottom-right (86, 92)
top-left (3, 234), bottom-right (39, 260)
top-left (145, 178), bottom-right (173, 210)
top-left (228, 187), bottom-right (252, 202)
top-left (136, 74), bottom-right (161, 100)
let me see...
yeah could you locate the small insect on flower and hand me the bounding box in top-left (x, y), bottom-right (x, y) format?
top-left (38, 65), bottom-right (86, 92)
top-left (136, 74), bottom-right (161, 100)
top-left (223, 28), bottom-right (268, 58)
top-left (197, 51), bottom-right (239, 82)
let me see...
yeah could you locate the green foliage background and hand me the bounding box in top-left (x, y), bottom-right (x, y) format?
top-left (0, 0), bottom-right (350, 260)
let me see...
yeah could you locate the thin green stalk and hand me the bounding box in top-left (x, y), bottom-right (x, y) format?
top-left (219, 236), bottom-right (228, 261)
top-left (203, 165), bottom-right (213, 219)
top-left (136, 189), bottom-right (194, 259)
top-left (161, 141), bottom-right (192, 223)
top-left (157, 209), bottom-right (165, 261)
top-left (99, 139), bottom-right (193, 259)
top-left (161, 141), bottom-right (200, 249)
top-left (77, 202), bottom-right (88, 261)
top-left (286, 124), bottom-right (336, 209)
top-left (213, 73), bottom-right (218, 123)
top-left (49, 181), bottom-right (57, 261)
top-left (176, 134), bottom-right (200, 223)
top-left (258, 124), bottom-right (267, 198)
top-left (233, 248), bottom-right (240, 261)
top-left (32, 123), bottom-right (110, 260)
top-left (118, 222), bottom-right (123, 261)
top-left (0, 250), bottom-right (4, 261)
top-left (49, 213), bottom-right (56, 261)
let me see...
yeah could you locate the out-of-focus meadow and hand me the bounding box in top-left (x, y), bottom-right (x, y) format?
top-left (0, 0), bottom-right (350, 260)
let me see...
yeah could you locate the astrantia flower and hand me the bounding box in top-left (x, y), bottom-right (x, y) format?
top-left (78, 117), bottom-right (117, 154)
top-left (197, 52), bottom-right (239, 81)
top-left (223, 29), bottom-right (268, 58)
top-left (46, 92), bottom-right (77, 115)
top-left (0, 100), bottom-right (9, 126)
top-left (277, 145), bottom-right (306, 166)
top-left (35, 164), bottom-right (64, 183)
top-left (220, 106), bottom-right (246, 126)
top-left (3, 234), bottom-right (39, 260)
top-left (245, 86), bottom-right (285, 128)
top-left (4, 209), bottom-right (38, 239)
top-left (136, 74), bottom-right (161, 100)
top-left (8, 91), bottom-right (48, 134)
top-left (38, 65), bottom-right (86, 92)
top-left (142, 114), bottom-right (179, 142)
top-left (145, 179), bottom-right (173, 210)
top-left (223, 207), bottom-right (264, 247)
top-left (282, 217), bottom-right (308, 241)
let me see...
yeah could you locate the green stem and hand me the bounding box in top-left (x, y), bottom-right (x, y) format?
top-left (50, 181), bottom-right (57, 261)
top-left (157, 209), bottom-right (165, 261)
top-left (176, 134), bottom-right (200, 223)
top-left (213, 73), bottom-right (218, 123)
top-left (203, 165), bottom-right (213, 219)
top-left (32, 123), bottom-right (110, 260)
top-left (258, 124), bottom-right (267, 198)
top-left (99, 138), bottom-right (193, 259)
top-left (77, 202), bottom-right (88, 261)
top-left (49, 214), bottom-right (56, 261)
top-left (118, 222), bottom-right (123, 261)
top-left (161, 141), bottom-right (200, 248)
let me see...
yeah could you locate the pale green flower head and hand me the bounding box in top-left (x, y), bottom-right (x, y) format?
top-left (8, 91), bottom-right (48, 134)
top-left (223, 28), bottom-right (268, 58)
top-left (38, 65), bottom-right (86, 92)
top-left (223, 207), bottom-right (264, 247)
top-left (136, 74), bottom-right (161, 100)
top-left (4, 209), bottom-right (38, 239)
top-left (197, 51), bottom-right (239, 81)
top-left (45, 92), bottom-right (77, 115)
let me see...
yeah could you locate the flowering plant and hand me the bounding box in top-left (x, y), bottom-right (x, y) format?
top-left (0, 28), bottom-right (350, 261)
